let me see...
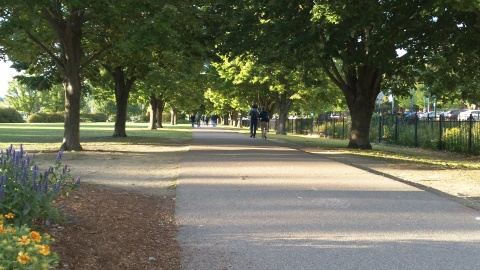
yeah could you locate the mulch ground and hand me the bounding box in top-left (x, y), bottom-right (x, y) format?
top-left (48, 183), bottom-right (181, 270)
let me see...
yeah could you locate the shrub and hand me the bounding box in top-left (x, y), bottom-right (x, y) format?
top-left (0, 145), bottom-right (80, 227)
top-left (80, 113), bottom-right (108, 122)
top-left (0, 108), bottom-right (24, 123)
top-left (27, 113), bottom-right (64, 123)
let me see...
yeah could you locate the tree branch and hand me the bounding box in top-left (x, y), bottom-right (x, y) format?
top-left (24, 31), bottom-right (64, 71)
top-left (81, 44), bottom-right (113, 72)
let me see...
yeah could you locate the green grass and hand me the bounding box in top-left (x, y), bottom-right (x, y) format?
top-left (2, 122), bottom-right (478, 170)
top-left (0, 122), bottom-right (192, 151)
top-left (258, 130), bottom-right (480, 170)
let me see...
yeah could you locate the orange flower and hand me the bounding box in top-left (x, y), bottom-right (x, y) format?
top-left (30, 231), bottom-right (42, 242)
top-left (17, 236), bottom-right (31, 246)
top-left (5, 213), bottom-right (15, 219)
top-left (17, 252), bottom-right (33, 264)
top-left (36, 244), bottom-right (51, 256)
top-left (0, 227), bottom-right (7, 233)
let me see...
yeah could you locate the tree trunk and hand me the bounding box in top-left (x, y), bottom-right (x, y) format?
top-left (61, 73), bottom-right (82, 151)
top-left (54, 10), bottom-right (84, 151)
top-left (156, 95), bottom-right (165, 128)
top-left (343, 65), bottom-right (382, 150)
top-left (223, 114), bottom-right (229, 125)
top-left (170, 107), bottom-right (178, 125)
top-left (35, 7), bottom-right (110, 151)
top-left (148, 95), bottom-right (158, 130)
top-left (112, 67), bottom-right (136, 137)
top-left (273, 91), bottom-right (293, 135)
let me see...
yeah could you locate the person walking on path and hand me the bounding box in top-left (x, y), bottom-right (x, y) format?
top-left (259, 107), bottom-right (270, 139)
top-left (248, 104), bottom-right (260, 138)
top-left (195, 112), bottom-right (201, 127)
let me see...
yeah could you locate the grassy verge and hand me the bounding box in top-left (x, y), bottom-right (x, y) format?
top-left (0, 122), bottom-right (192, 152)
top-left (222, 125), bottom-right (480, 170)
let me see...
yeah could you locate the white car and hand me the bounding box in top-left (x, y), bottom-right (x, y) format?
top-left (458, 110), bottom-right (480, 121)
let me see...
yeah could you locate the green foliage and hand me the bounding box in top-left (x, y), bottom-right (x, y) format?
top-left (5, 80), bottom-right (40, 115)
top-left (0, 145), bottom-right (80, 227)
top-left (0, 108), bottom-right (24, 123)
top-left (27, 113), bottom-right (64, 123)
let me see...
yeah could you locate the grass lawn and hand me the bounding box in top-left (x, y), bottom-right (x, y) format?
top-left (0, 122), bottom-right (192, 151)
top-left (1, 122), bottom-right (478, 169)
top-left (226, 125), bottom-right (480, 170)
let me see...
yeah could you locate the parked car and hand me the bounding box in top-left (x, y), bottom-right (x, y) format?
top-left (402, 111), bottom-right (417, 119)
top-left (446, 109), bottom-right (468, 120)
top-left (418, 111), bottom-right (438, 120)
top-left (458, 110), bottom-right (480, 121)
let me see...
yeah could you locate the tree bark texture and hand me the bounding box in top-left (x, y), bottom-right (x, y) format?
top-left (273, 91), bottom-right (293, 135)
top-left (156, 96), bottom-right (165, 128)
top-left (53, 9), bottom-right (84, 151)
top-left (170, 107), bottom-right (178, 125)
top-left (112, 67), bottom-right (136, 137)
top-left (148, 95), bottom-right (158, 130)
top-left (316, 39), bottom-right (382, 149)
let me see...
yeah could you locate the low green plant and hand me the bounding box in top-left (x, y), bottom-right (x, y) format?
top-left (0, 217), bottom-right (59, 269)
top-left (27, 113), bottom-right (64, 123)
top-left (0, 145), bottom-right (80, 227)
top-left (0, 108), bottom-right (24, 123)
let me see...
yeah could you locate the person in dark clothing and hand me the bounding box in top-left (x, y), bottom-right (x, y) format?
top-left (190, 114), bottom-right (195, 128)
top-left (211, 114), bottom-right (219, 127)
top-left (248, 104), bottom-right (260, 138)
top-left (259, 107), bottom-right (270, 139)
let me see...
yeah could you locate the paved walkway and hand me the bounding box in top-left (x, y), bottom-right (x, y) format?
top-left (175, 129), bottom-right (480, 270)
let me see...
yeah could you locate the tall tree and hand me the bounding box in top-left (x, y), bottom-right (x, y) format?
top-left (0, 1), bottom-right (113, 150)
top-left (209, 0), bottom-right (453, 149)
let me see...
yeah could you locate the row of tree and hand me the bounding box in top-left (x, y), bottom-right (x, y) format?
top-left (1, 1), bottom-right (479, 150)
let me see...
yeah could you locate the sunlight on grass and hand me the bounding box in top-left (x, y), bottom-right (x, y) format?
top-left (252, 130), bottom-right (480, 170)
top-left (0, 122), bottom-right (192, 152)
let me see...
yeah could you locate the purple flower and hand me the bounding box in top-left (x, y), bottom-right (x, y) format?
top-left (56, 151), bottom-right (63, 162)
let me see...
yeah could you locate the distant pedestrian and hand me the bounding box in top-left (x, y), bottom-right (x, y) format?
top-left (211, 114), bottom-right (218, 127)
top-left (190, 114), bottom-right (196, 128)
top-left (259, 107), bottom-right (270, 139)
top-left (248, 104), bottom-right (260, 138)
top-left (195, 112), bottom-right (201, 127)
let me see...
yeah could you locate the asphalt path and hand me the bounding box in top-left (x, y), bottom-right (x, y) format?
top-left (175, 128), bottom-right (480, 270)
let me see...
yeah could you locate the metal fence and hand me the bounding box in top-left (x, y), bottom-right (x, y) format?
top-left (263, 115), bottom-right (480, 155)
top-left (372, 115), bottom-right (480, 155)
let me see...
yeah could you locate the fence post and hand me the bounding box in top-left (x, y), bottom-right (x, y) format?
top-left (468, 114), bottom-right (473, 154)
top-left (438, 115), bottom-right (443, 150)
top-left (395, 115), bottom-right (399, 141)
top-left (342, 117), bottom-right (346, 139)
top-left (414, 114), bottom-right (418, 147)
top-left (325, 119), bottom-right (328, 138)
top-left (333, 118), bottom-right (336, 139)
top-left (378, 116), bottom-right (382, 143)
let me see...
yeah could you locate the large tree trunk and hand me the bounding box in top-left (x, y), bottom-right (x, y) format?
top-left (57, 12), bottom-right (84, 151)
top-left (170, 107), bottom-right (178, 125)
top-left (223, 114), bottom-right (229, 125)
top-left (61, 72), bottom-right (82, 151)
top-left (316, 36), bottom-right (383, 150)
top-left (33, 7), bottom-right (111, 151)
top-left (156, 96), bottom-right (165, 128)
top-left (148, 95), bottom-right (158, 130)
top-left (112, 66), bottom-right (136, 137)
top-left (273, 91), bottom-right (294, 135)
top-left (343, 65), bottom-right (382, 149)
